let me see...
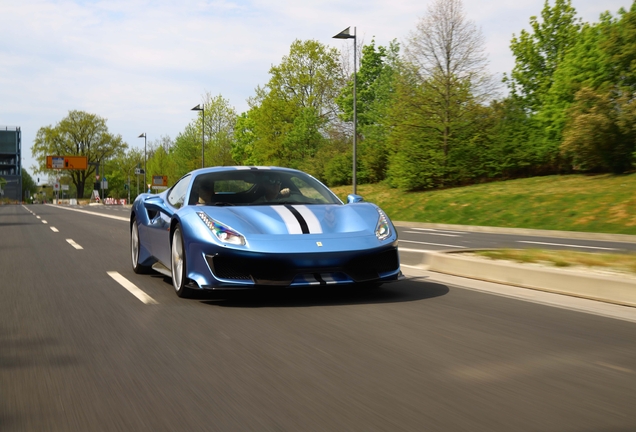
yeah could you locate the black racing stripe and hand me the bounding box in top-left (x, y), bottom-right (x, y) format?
top-left (285, 205), bottom-right (310, 234)
top-left (314, 273), bottom-right (326, 285)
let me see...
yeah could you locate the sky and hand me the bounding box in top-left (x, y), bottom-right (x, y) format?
top-left (1, 0), bottom-right (632, 177)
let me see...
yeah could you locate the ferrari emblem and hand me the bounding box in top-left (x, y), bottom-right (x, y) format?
top-left (316, 242), bottom-right (323, 247)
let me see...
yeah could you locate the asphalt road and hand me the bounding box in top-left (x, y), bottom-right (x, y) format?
top-left (1, 204), bottom-right (635, 432)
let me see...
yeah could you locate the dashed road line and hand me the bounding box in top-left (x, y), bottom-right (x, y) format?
top-left (107, 271), bottom-right (158, 305)
top-left (66, 239), bottom-right (84, 250)
top-left (409, 228), bottom-right (467, 235)
top-left (517, 240), bottom-right (618, 251)
top-left (404, 230), bottom-right (459, 237)
top-left (42, 220), bottom-right (48, 224)
top-left (50, 227), bottom-right (59, 232)
top-left (399, 239), bottom-right (466, 249)
top-left (45, 204), bottom-right (128, 221)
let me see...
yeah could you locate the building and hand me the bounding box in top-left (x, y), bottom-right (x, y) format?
top-left (0, 126), bottom-right (22, 202)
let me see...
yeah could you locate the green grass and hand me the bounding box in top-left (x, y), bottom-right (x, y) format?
top-left (472, 249), bottom-right (636, 276)
top-left (331, 173), bottom-right (636, 235)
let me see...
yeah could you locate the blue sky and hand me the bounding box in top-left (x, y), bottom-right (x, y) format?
top-left (1, 0), bottom-right (632, 176)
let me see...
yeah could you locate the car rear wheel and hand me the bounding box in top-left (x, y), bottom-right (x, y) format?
top-left (171, 224), bottom-right (193, 298)
top-left (131, 217), bottom-right (151, 274)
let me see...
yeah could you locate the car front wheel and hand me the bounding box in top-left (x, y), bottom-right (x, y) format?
top-left (131, 217), bottom-right (151, 274)
top-left (171, 224), bottom-right (193, 298)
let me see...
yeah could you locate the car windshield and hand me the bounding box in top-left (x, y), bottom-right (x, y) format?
top-left (188, 169), bottom-right (342, 207)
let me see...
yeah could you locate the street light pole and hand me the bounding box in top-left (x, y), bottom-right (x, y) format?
top-left (138, 133), bottom-right (147, 191)
top-left (191, 104), bottom-right (205, 168)
top-left (333, 26), bottom-right (357, 195)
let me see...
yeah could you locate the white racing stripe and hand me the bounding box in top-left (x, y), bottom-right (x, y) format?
top-left (66, 239), bottom-right (83, 250)
top-left (293, 205), bottom-right (323, 234)
top-left (272, 206), bottom-right (303, 234)
top-left (107, 271), bottom-right (158, 304)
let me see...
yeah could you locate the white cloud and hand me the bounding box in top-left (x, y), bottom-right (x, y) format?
top-left (0, 0), bottom-right (631, 174)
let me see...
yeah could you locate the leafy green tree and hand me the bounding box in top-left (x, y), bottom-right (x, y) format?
top-left (32, 110), bottom-right (128, 198)
top-left (171, 124), bottom-right (203, 179)
top-left (200, 92), bottom-right (237, 167)
top-left (336, 39), bottom-right (400, 183)
top-left (232, 111), bottom-right (258, 165)
top-left (21, 168), bottom-right (37, 202)
top-left (506, 0), bottom-right (582, 113)
top-left (246, 40), bottom-right (343, 173)
top-left (561, 87), bottom-right (636, 173)
top-left (109, 148), bottom-right (144, 201)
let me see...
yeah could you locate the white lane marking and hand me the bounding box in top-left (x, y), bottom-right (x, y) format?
top-left (410, 228), bottom-right (466, 234)
top-left (293, 205), bottom-right (323, 234)
top-left (272, 206), bottom-right (302, 234)
top-left (399, 247), bottom-right (430, 253)
top-left (517, 241), bottom-right (618, 251)
top-left (36, 216), bottom-right (41, 219)
top-left (45, 204), bottom-right (128, 221)
top-left (42, 220), bottom-right (48, 224)
top-left (399, 239), bottom-right (466, 249)
top-left (66, 239), bottom-right (84, 250)
top-left (595, 362), bottom-right (634, 374)
top-left (50, 227), bottom-right (59, 232)
top-left (107, 271), bottom-right (158, 305)
top-left (404, 230), bottom-right (459, 237)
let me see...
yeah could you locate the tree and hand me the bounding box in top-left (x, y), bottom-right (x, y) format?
top-left (561, 87), bottom-right (636, 173)
top-left (404, 0), bottom-right (494, 157)
top-left (199, 92), bottom-right (237, 167)
top-left (32, 110), bottom-right (128, 198)
top-left (231, 111), bottom-right (258, 165)
top-left (246, 40), bottom-right (343, 173)
top-left (21, 168), bottom-right (37, 202)
top-left (506, 0), bottom-right (582, 113)
top-left (336, 39), bottom-right (400, 183)
top-left (110, 148), bottom-right (144, 200)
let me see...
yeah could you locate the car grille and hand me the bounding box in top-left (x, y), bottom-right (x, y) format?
top-left (205, 248), bottom-right (399, 286)
top-left (345, 249), bottom-right (400, 281)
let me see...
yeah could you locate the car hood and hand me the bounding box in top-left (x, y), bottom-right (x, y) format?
top-left (196, 203), bottom-right (384, 237)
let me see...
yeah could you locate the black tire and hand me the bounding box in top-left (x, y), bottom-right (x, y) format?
top-left (131, 217), bottom-right (151, 274)
top-left (171, 224), bottom-right (194, 298)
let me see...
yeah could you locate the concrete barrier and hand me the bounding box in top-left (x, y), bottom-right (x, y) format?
top-left (422, 251), bottom-right (636, 308)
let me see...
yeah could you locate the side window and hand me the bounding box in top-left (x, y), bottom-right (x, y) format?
top-left (167, 175), bottom-right (191, 209)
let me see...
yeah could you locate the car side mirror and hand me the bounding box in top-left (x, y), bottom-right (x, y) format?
top-left (143, 196), bottom-right (166, 212)
top-left (347, 194), bottom-right (364, 203)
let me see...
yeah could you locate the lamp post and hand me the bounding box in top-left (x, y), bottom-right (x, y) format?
top-left (138, 133), bottom-right (147, 191)
top-left (333, 26), bottom-right (357, 195)
top-left (191, 104), bottom-right (205, 168)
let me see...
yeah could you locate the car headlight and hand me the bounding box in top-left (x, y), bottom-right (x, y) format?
top-left (197, 212), bottom-right (246, 246)
top-left (375, 209), bottom-right (391, 241)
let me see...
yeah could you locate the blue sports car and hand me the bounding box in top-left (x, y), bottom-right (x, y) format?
top-left (130, 166), bottom-right (402, 297)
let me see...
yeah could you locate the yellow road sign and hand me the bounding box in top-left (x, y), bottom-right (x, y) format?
top-left (152, 175), bottom-right (168, 187)
top-left (46, 156), bottom-right (88, 170)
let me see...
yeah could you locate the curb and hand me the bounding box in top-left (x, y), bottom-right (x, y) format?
top-left (419, 250), bottom-right (636, 308)
top-left (393, 221), bottom-right (636, 244)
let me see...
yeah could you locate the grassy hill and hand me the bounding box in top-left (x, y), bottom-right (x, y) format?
top-left (331, 173), bottom-right (636, 235)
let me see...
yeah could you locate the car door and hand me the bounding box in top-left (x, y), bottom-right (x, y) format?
top-left (151, 174), bottom-right (191, 267)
